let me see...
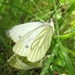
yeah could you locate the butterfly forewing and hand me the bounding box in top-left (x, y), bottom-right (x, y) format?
top-left (6, 22), bottom-right (44, 43)
top-left (13, 25), bottom-right (46, 56)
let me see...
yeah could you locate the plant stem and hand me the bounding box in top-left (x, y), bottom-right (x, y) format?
top-left (53, 0), bottom-right (60, 42)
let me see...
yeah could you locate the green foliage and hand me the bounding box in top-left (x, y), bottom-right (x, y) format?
top-left (0, 0), bottom-right (75, 75)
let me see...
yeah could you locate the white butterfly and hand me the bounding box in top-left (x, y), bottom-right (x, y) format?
top-left (6, 18), bottom-right (54, 62)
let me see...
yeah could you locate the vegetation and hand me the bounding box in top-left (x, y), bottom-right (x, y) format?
top-left (0, 0), bottom-right (75, 75)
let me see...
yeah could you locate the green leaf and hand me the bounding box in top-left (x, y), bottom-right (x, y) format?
top-left (40, 43), bottom-right (59, 75)
top-left (59, 42), bottom-right (75, 75)
top-left (59, 32), bottom-right (75, 40)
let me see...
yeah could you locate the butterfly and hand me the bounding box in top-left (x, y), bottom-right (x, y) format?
top-left (6, 18), bottom-right (54, 62)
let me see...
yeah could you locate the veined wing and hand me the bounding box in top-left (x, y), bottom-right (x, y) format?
top-left (7, 54), bottom-right (34, 69)
top-left (7, 54), bottom-right (42, 69)
top-left (13, 26), bottom-right (46, 56)
top-left (27, 25), bottom-right (53, 62)
top-left (6, 22), bottom-right (44, 43)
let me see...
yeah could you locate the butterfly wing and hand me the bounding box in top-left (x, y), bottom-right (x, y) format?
top-left (6, 22), bottom-right (44, 43)
top-left (7, 54), bottom-right (34, 69)
top-left (13, 26), bottom-right (46, 56)
top-left (27, 24), bottom-right (54, 62)
top-left (7, 54), bottom-right (42, 69)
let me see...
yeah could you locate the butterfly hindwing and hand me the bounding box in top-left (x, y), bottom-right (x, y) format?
top-left (7, 54), bottom-right (34, 69)
top-left (27, 25), bottom-right (53, 62)
top-left (7, 54), bottom-right (42, 69)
